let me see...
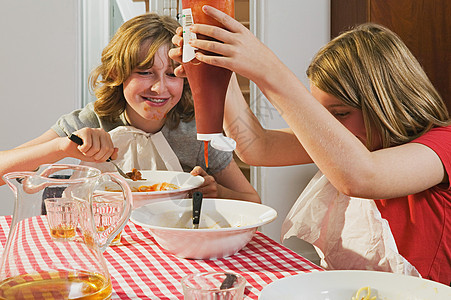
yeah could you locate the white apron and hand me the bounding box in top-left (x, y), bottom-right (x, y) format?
top-left (81, 126), bottom-right (183, 173)
top-left (281, 170), bottom-right (420, 276)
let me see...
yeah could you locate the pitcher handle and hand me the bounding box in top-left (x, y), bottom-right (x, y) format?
top-left (95, 172), bottom-right (133, 251)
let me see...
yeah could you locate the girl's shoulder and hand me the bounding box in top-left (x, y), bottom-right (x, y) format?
top-left (411, 125), bottom-right (451, 151)
top-left (161, 119), bottom-right (199, 145)
top-left (410, 125), bottom-right (451, 157)
top-left (414, 125), bottom-right (451, 142)
top-left (52, 102), bottom-right (101, 136)
top-left (412, 125), bottom-right (451, 186)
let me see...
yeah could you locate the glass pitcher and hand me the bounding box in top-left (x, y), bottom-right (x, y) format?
top-left (0, 164), bottom-right (133, 299)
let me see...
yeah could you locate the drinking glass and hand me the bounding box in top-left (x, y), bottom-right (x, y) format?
top-left (44, 197), bottom-right (79, 241)
top-left (182, 272), bottom-right (246, 300)
top-left (93, 194), bottom-right (125, 245)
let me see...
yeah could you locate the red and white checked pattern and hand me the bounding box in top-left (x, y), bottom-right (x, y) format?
top-left (0, 216), bottom-right (107, 280)
top-left (0, 216), bottom-right (322, 299)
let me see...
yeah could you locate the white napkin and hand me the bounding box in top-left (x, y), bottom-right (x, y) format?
top-left (81, 126), bottom-right (183, 173)
top-left (281, 170), bottom-right (420, 276)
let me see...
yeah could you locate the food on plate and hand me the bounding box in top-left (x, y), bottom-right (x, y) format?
top-left (351, 286), bottom-right (377, 300)
top-left (136, 182), bottom-right (180, 192)
top-left (125, 168), bottom-right (145, 181)
top-left (105, 182), bottom-right (180, 193)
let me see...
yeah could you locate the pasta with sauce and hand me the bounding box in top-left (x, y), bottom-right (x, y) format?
top-left (105, 182), bottom-right (180, 193)
top-left (351, 286), bottom-right (377, 300)
top-left (125, 168), bottom-right (144, 181)
top-left (136, 182), bottom-right (179, 192)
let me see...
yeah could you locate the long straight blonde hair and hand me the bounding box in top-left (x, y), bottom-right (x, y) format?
top-left (90, 13), bottom-right (194, 129)
top-left (307, 23), bottom-right (450, 149)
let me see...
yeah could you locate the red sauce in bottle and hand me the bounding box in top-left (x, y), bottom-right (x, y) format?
top-left (182, 0), bottom-right (235, 169)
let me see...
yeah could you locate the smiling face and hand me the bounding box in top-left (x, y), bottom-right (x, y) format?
top-left (310, 84), bottom-right (382, 150)
top-left (123, 44), bottom-right (184, 133)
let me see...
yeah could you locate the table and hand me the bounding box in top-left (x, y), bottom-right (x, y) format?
top-left (0, 215), bottom-right (322, 299)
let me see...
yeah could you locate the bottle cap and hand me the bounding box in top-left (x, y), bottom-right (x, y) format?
top-left (196, 133), bottom-right (236, 152)
top-left (211, 134), bottom-right (236, 152)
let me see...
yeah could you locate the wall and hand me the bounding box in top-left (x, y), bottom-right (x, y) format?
top-left (81, 0), bottom-right (147, 106)
top-left (0, 0), bottom-right (81, 215)
top-left (251, 0), bottom-right (330, 262)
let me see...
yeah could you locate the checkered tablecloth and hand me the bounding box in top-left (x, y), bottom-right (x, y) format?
top-left (0, 215), bottom-right (322, 299)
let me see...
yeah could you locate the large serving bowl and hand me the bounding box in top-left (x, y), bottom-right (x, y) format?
top-left (130, 198), bottom-right (277, 259)
top-left (99, 170), bottom-right (204, 208)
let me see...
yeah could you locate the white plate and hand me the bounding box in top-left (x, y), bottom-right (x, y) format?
top-left (259, 270), bottom-right (451, 300)
top-left (100, 170), bottom-right (204, 208)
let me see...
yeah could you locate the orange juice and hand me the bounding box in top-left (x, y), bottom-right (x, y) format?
top-left (97, 225), bottom-right (122, 245)
top-left (50, 224), bottom-right (77, 239)
top-left (0, 270), bottom-right (112, 299)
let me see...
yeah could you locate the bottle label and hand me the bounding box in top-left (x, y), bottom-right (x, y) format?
top-left (182, 8), bottom-right (197, 63)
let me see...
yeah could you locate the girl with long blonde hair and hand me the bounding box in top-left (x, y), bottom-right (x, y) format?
top-left (170, 6), bottom-right (450, 283)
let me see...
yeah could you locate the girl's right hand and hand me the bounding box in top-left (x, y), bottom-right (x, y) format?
top-left (189, 166), bottom-right (219, 198)
top-left (183, 5), bottom-right (280, 85)
top-left (65, 128), bottom-right (118, 162)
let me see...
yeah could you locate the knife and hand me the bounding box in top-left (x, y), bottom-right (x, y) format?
top-left (192, 191), bottom-right (203, 229)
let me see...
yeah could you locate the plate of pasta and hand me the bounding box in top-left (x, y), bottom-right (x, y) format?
top-left (98, 170), bottom-right (204, 208)
top-left (258, 270), bottom-right (451, 300)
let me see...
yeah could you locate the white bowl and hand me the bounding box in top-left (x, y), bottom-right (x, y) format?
top-left (130, 198), bottom-right (277, 259)
top-left (100, 170), bottom-right (204, 208)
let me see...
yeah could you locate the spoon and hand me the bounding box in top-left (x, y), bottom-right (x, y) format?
top-left (68, 133), bottom-right (130, 179)
top-left (192, 191), bottom-right (203, 229)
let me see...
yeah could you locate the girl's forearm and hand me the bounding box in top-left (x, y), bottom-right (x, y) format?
top-left (254, 60), bottom-right (373, 191)
top-left (224, 74), bottom-right (268, 165)
top-left (216, 184), bottom-right (261, 203)
top-left (224, 74), bottom-right (312, 166)
top-left (0, 138), bottom-right (67, 185)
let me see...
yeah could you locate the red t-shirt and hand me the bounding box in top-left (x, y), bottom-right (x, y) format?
top-left (375, 126), bottom-right (451, 285)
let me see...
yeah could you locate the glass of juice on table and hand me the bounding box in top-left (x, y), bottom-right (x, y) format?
top-left (45, 197), bottom-right (79, 240)
top-left (181, 0), bottom-right (237, 167)
top-left (93, 194), bottom-right (125, 245)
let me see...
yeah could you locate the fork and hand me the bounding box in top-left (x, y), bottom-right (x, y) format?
top-left (68, 134), bottom-right (130, 179)
top-left (106, 158), bottom-right (129, 179)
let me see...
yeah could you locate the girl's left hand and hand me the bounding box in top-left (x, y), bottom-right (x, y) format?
top-left (169, 27), bottom-right (187, 77)
top-left (190, 166), bottom-right (219, 198)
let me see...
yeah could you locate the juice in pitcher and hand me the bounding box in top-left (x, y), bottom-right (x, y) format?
top-left (0, 270), bottom-right (112, 299)
top-left (181, 0), bottom-right (236, 166)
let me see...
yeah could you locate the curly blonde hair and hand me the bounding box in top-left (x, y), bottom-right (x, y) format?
top-left (90, 13), bottom-right (194, 129)
top-left (307, 23), bottom-right (450, 149)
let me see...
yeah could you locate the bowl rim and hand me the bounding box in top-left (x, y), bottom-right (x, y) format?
top-left (130, 198), bottom-right (278, 232)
